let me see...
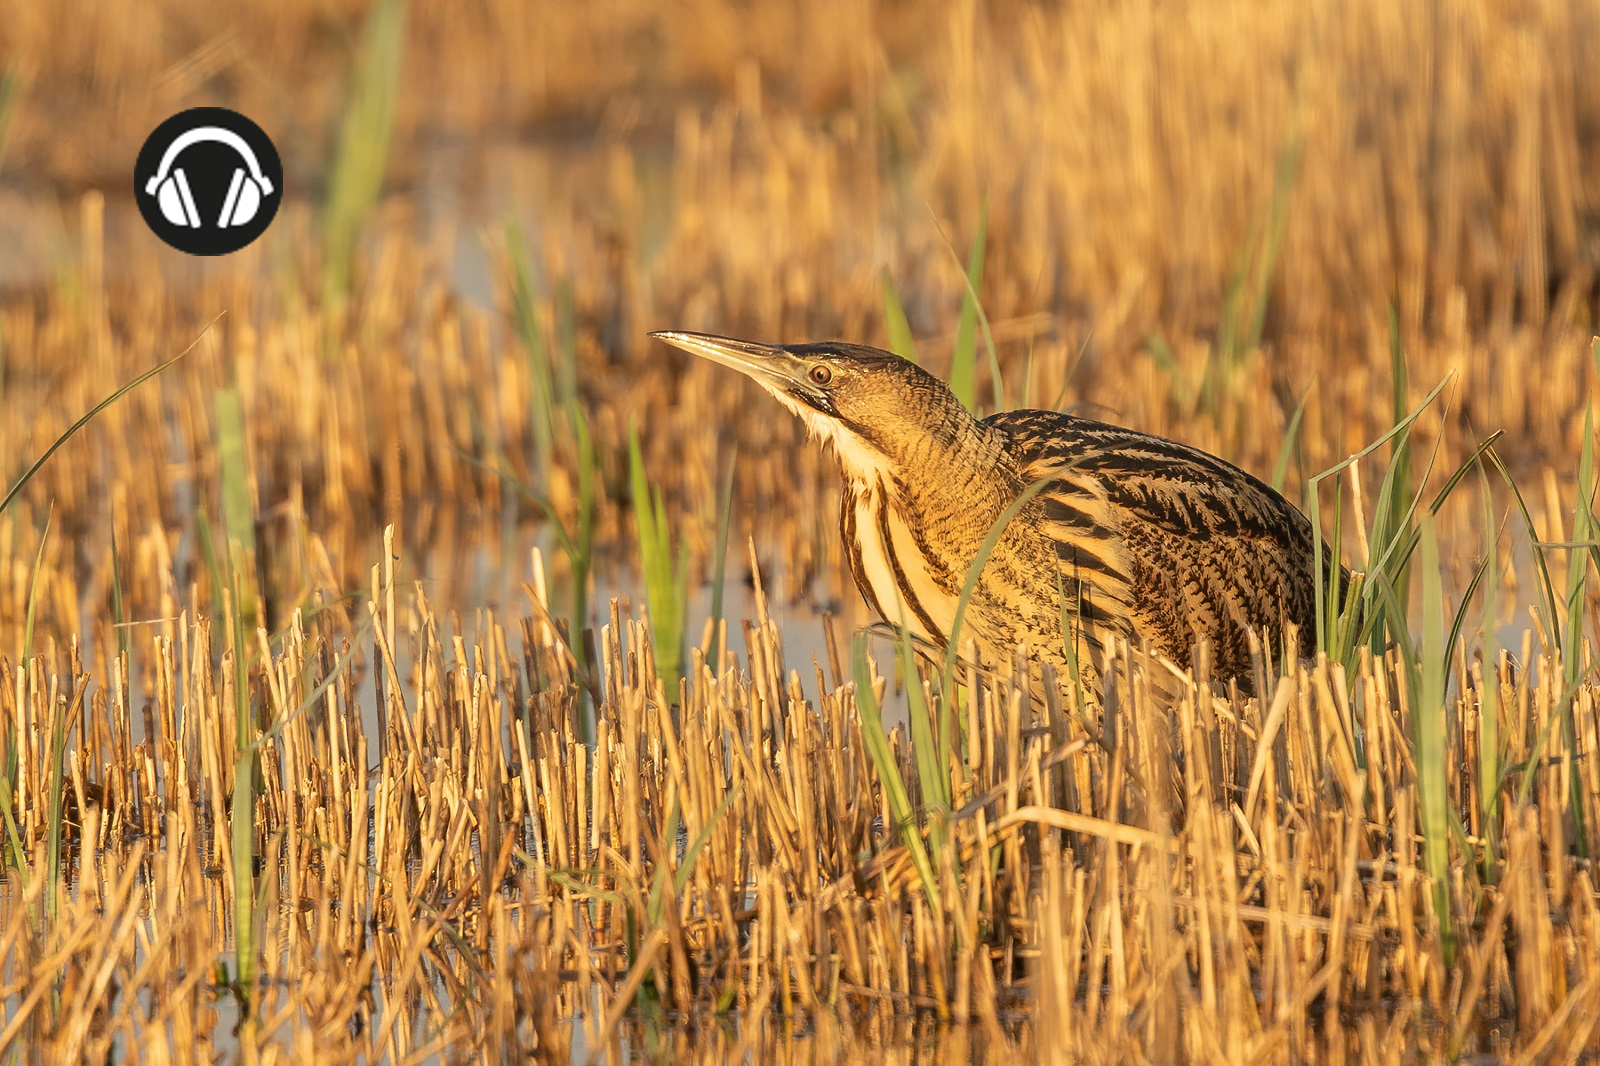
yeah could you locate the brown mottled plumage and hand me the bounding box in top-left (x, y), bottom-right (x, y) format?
top-left (652, 330), bottom-right (1337, 704)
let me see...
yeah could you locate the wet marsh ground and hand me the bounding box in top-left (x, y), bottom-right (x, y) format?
top-left (2, 0), bottom-right (1600, 1061)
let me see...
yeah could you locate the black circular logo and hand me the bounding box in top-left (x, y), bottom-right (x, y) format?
top-left (135, 107), bottom-right (282, 256)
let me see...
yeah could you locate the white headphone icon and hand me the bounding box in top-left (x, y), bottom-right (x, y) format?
top-left (143, 126), bottom-right (275, 229)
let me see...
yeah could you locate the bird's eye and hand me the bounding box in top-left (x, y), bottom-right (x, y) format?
top-left (809, 365), bottom-right (833, 386)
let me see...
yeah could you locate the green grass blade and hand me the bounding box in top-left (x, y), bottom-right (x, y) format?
top-left (323, 0), bottom-right (406, 302)
top-left (1415, 516), bottom-right (1454, 963)
top-left (0, 63), bottom-right (20, 178)
top-left (457, 452), bottom-right (580, 563)
top-left (708, 451), bottom-right (737, 667)
top-left (1305, 370), bottom-right (1454, 654)
top-left (1270, 387), bottom-right (1310, 493)
top-left (881, 268), bottom-right (917, 363)
top-left (250, 616), bottom-right (374, 752)
top-left (674, 786), bottom-right (740, 897)
top-left (110, 524), bottom-right (131, 667)
top-left (1382, 309), bottom-right (1415, 618)
top-left (1562, 407), bottom-right (1594, 672)
top-left (647, 800), bottom-right (681, 926)
top-left (939, 474), bottom-right (1058, 696)
top-left (1305, 371), bottom-right (1452, 495)
top-left (554, 278), bottom-right (578, 411)
top-left (898, 620), bottom-right (950, 819)
top-left (2, 323), bottom-right (213, 516)
top-left (23, 513), bottom-right (52, 924)
top-left (21, 510), bottom-right (49, 670)
top-left (506, 219), bottom-right (554, 488)
top-left (216, 388), bottom-right (256, 620)
top-left (568, 403), bottom-right (597, 715)
top-left (0, 763), bottom-right (29, 902)
top-left (1056, 570), bottom-right (1089, 716)
top-left (228, 565), bottom-right (257, 997)
top-left (1243, 128), bottom-right (1302, 353)
top-left (1445, 554), bottom-right (1491, 676)
top-left (1368, 431), bottom-right (1503, 618)
top-left (630, 422), bottom-right (685, 696)
top-left (44, 680), bottom-right (70, 925)
top-left (1560, 406), bottom-right (1595, 854)
top-left (949, 199), bottom-right (988, 413)
top-left (213, 465), bottom-right (259, 999)
top-left (1486, 446), bottom-right (1564, 652)
top-left (197, 487), bottom-right (258, 999)
top-left (1476, 467), bottom-right (1500, 880)
top-left (853, 636), bottom-right (941, 915)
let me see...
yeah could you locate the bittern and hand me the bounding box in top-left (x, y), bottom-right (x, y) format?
top-left (652, 330), bottom-right (1337, 703)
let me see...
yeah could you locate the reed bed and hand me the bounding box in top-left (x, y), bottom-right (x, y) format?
top-left (0, 532), bottom-right (1596, 1062)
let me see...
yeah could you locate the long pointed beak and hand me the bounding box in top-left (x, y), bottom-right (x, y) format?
top-left (648, 330), bottom-right (808, 394)
top-left (650, 330), bottom-right (838, 416)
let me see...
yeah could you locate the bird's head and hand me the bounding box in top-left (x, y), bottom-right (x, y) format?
top-left (651, 330), bottom-right (970, 482)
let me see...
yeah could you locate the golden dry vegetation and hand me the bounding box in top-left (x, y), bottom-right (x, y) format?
top-left (0, 0), bottom-right (1598, 1061)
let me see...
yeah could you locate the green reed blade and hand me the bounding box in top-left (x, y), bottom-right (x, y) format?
top-left (882, 268), bottom-right (917, 364)
top-left (2, 322), bottom-right (213, 516)
top-left (853, 635), bottom-right (941, 915)
top-left (1415, 517), bottom-right (1454, 962)
top-left (506, 219), bottom-right (555, 488)
top-left (323, 0), bottom-right (405, 302)
top-left (1270, 387), bottom-right (1309, 493)
top-left (950, 199), bottom-right (988, 413)
top-left (1476, 466), bottom-right (1501, 880)
top-left (709, 450), bottom-right (737, 667)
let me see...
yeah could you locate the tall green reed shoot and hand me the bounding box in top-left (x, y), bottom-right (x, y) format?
top-left (1146, 126), bottom-right (1300, 423)
top-left (708, 454), bottom-right (737, 668)
top-left (507, 220), bottom-right (555, 490)
top-left (1558, 402), bottom-right (1596, 854)
top-left (0, 511), bottom-right (34, 882)
top-left (324, 0), bottom-right (405, 305)
top-left (949, 200), bottom-right (989, 413)
top-left (43, 665), bottom-right (74, 927)
top-left (629, 422), bottom-right (689, 697)
top-left (852, 635), bottom-right (942, 915)
top-left (1204, 129), bottom-right (1301, 420)
top-left (503, 225), bottom-right (597, 721)
top-left (882, 268), bottom-right (917, 363)
top-left (1476, 469), bottom-right (1501, 880)
top-left (896, 620), bottom-right (949, 845)
top-left (22, 515), bottom-right (61, 924)
top-left (939, 475), bottom-right (1059, 698)
top-left (0, 63), bottom-right (19, 177)
top-left (554, 278), bottom-right (579, 411)
top-left (217, 388), bottom-right (257, 624)
top-left (568, 407), bottom-right (597, 684)
top-left (1370, 313), bottom-right (1417, 623)
top-left (1306, 371), bottom-right (1451, 662)
top-left (214, 388), bottom-right (261, 999)
top-left (458, 437), bottom-right (596, 720)
top-left (1269, 388), bottom-right (1310, 493)
top-left (1413, 515), bottom-right (1454, 962)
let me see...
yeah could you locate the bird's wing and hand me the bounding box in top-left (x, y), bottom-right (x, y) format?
top-left (985, 409), bottom-right (1324, 674)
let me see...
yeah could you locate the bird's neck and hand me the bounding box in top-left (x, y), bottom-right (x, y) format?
top-left (842, 406), bottom-right (1017, 524)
